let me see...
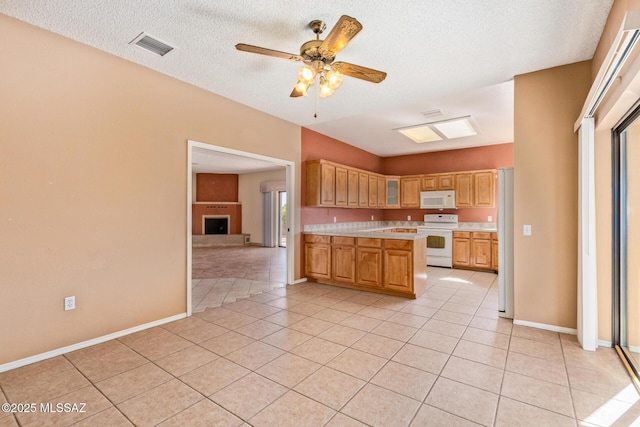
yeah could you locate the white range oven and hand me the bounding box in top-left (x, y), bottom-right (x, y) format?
top-left (417, 214), bottom-right (459, 268)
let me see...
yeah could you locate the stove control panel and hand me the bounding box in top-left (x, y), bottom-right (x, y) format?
top-left (423, 214), bottom-right (459, 224)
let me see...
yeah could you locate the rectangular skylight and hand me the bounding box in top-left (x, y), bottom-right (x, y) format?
top-left (431, 116), bottom-right (477, 139)
top-left (396, 124), bottom-right (443, 143)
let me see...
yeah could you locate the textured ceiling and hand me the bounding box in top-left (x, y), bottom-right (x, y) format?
top-left (1, 1), bottom-right (613, 159)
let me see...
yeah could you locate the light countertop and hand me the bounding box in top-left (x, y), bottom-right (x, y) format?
top-left (305, 226), bottom-right (428, 241)
top-left (303, 221), bottom-right (497, 238)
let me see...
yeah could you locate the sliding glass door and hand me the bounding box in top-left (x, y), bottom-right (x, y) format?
top-left (614, 105), bottom-right (640, 373)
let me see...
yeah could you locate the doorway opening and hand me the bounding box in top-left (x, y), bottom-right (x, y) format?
top-left (186, 140), bottom-right (296, 316)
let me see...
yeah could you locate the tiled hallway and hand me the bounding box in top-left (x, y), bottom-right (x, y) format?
top-left (1, 265), bottom-right (639, 426)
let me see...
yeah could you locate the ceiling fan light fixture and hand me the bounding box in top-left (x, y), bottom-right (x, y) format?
top-left (298, 65), bottom-right (316, 83)
top-left (325, 69), bottom-right (343, 89)
top-left (319, 77), bottom-right (335, 98)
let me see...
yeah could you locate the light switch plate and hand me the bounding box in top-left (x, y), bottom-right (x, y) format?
top-left (523, 224), bottom-right (532, 236)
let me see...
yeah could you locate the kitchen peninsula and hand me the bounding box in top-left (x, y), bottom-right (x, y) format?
top-left (303, 223), bottom-right (427, 299)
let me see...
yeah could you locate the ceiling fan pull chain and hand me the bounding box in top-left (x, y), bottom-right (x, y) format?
top-left (314, 74), bottom-right (319, 118)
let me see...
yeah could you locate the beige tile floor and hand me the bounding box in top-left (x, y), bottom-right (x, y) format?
top-left (1, 250), bottom-right (639, 426)
top-left (191, 247), bottom-right (288, 312)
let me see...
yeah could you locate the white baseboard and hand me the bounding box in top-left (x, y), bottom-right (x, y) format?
top-left (513, 319), bottom-right (577, 335)
top-left (0, 313), bottom-right (187, 373)
top-left (291, 278), bottom-right (308, 285)
top-left (597, 340), bottom-right (613, 348)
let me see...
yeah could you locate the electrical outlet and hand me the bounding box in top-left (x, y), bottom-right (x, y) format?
top-left (64, 296), bottom-right (75, 311)
top-left (407, 215), bottom-right (411, 221)
top-left (333, 216), bottom-right (336, 223)
top-left (488, 216), bottom-right (492, 222)
top-left (523, 224), bottom-right (532, 236)
top-left (371, 215), bottom-right (374, 221)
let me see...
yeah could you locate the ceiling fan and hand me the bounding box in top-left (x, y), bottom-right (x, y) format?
top-left (235, 15), bottom-right (387, 99)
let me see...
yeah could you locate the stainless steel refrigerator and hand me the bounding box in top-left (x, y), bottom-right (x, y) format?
top-left (498, 167), bottom-right (514, 319)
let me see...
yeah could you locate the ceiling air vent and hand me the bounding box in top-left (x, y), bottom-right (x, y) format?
top-left (130, 32), bottom-right (174, 56)
top-left (421, 109), bottom-right (444, 118)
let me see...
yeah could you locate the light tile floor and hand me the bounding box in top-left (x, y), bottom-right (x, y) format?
top-left (192, 247), bottom-right (287, 312)
top-left (1, 251), bottom-right (639, 426)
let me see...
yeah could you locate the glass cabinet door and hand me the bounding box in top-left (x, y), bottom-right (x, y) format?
top-left (386, 178), bottom-right (399, 207)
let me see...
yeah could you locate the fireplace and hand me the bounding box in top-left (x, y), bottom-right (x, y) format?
top-left (203, 216), bottom-right (229, 235)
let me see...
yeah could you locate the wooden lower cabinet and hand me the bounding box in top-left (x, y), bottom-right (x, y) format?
top-left (304, 234), bottom-right (426, 298)
top-left (383, 249), bottom-right (412, 291)
top-left (304, 235), bottom-right (331, 280)
top-left (356, 239), bottom-right (383, 287)
top-left (452, 231), bottom-right (498, 272)
top-left (492, 234), bottom-right (498, 271)
top-left (332, 237), bottom-right (356, 284)
top-left (472, 234), bottom-right (492, 269)
top-left (453, 232), bottom-right (472, 267)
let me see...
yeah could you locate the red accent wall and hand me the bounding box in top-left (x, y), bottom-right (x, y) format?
top-left (301, 128), bottom-right (386, 225)
top-left (301, 127), bottom-right (514, 224)
top-left (302, 128), bottom-right (384, 172)
top-left (192, 204), bottom-right (242, 234)
top-left (196, 173), bottom-right (239, 202)
top-left (383, 144), bottom-right (514, 175)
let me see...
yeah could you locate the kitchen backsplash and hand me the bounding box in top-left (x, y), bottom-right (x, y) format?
top-left (303, 220), bottom-right (497, 232)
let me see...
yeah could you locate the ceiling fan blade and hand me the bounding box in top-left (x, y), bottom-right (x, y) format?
top-left (235, 43), bottom-right (303, 62)
top-left (290, 86), bottom-right (306, 97)
top-left (319, 15), bottom-right (363, 56)
top-left (332, 62), bottom-right (387, 83)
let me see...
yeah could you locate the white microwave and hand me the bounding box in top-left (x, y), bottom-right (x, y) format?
top-left (420, 190), bottom-right (456, 209)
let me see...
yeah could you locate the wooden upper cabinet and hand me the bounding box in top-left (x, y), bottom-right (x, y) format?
top-left (377, 176), bottom-right (386, 207)
top-left (306, 160), bottom-right (496, 210)
top-left (474, 170), bottom-right (495, 207)
top-left (421, 173), bottom-right (455, 191)
top-left (368, 175), bottom-right (378, 207)
top-left (347, 168), bottom-right (359, 207)
top-left (400, 176), bottom-right (421, 208)
top-left (438, 174), bottom-right (455, 190)
top-left (455, 173), bottom-right (473, 208)
top-left (306, 160), bottom-right (335, 206)
top-left (358, 172), bottom-right (369, 207)
top-left (421, 175), bottom-right (437, 191)
top-left (335, 166), bottom-right (348, 206)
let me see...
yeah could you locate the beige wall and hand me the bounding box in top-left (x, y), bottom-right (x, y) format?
top-left (238, 169), bottom-right (287, 244)
top-left (0, 15), bottom-right (301, 365)
top-left (513, 61), bottom-right (592, 329)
